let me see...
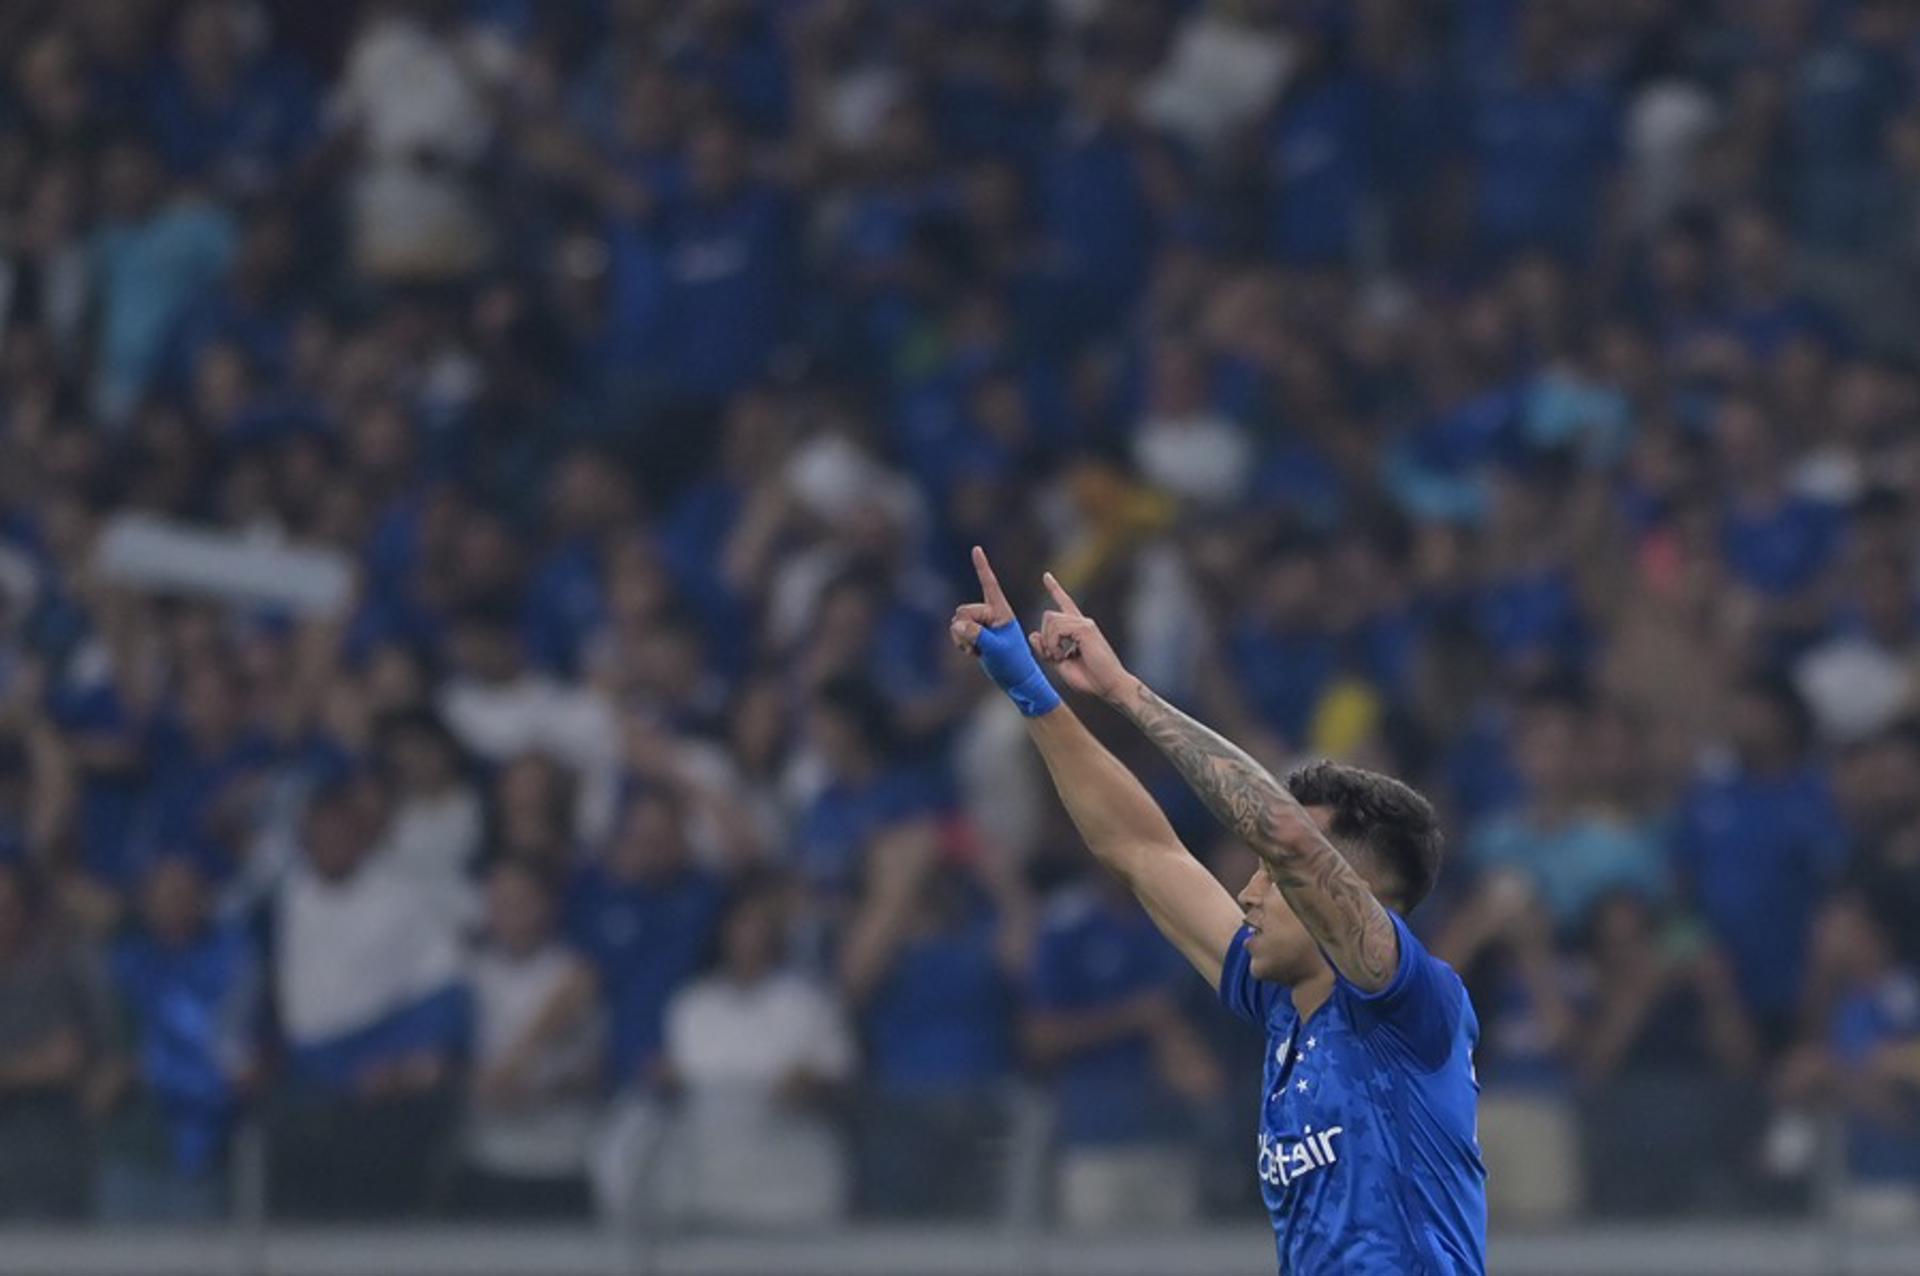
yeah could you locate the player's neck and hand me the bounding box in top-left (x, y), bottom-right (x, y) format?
top-left (1285, 960), bottom-right (1338, 1021)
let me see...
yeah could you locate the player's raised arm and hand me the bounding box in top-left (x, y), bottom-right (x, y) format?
top-left (952, 548), bottom-right (1241, 989)
top-left (1031, 574), bottom-right (1401, 994)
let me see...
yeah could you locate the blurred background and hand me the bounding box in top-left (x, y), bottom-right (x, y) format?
top-left (2, 0), bottom-right (1920, 1272)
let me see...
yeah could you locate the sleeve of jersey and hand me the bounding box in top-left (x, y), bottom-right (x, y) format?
top-left (1217, 925), bottom-right (1284, 1028)
top-left (1336, 910), bottom-right (1461, 1070)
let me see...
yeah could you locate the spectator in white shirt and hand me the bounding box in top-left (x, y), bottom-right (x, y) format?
top-left (267, 776), bottom-right (467, 1218)
top-left (656, 882), bottom-right (856, 1227)
top-left (438, 605), bottom-right (620, 844)
top-left (375, 709), bottom-right (484, 928)
top-left (330, 0), bottom-right (514, 279)
top-left (459, 859), bottom-right (599, 1219)
top-left (1131, 338), bottom-right (1254, 511)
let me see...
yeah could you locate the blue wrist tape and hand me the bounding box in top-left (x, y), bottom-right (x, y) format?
top-left (974, 619), bottom-right (1062, 718)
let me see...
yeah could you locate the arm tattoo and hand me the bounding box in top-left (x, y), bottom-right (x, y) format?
top-left (1118, 682), bottom-right (1399, 987)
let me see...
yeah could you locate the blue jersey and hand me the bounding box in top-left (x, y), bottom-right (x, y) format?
top-left (1220, 912), bottom-right (1486, 1274)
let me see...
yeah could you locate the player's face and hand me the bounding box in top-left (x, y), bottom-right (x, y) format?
top-left (1236, 863), bottom-right (1317, 983)
top-left (1235, 806), bottom-right (1353, 983)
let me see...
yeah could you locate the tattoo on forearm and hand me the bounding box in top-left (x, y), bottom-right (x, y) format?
top-left (1119, 683), bottom-right (1397, 986)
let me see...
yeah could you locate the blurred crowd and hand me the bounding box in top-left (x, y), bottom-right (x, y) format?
top-left (3, 0), bottom-right (1920, 1232)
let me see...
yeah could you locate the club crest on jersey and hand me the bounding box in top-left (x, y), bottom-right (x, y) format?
top-left (1258, 1125), bottom-right (1344, 1189)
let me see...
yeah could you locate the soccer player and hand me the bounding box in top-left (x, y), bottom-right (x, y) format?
top-left (950, 548), bottom-right (1486, 1274)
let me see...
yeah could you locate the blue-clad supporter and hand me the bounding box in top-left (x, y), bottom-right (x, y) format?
top-left (1263, 22), bottom-right (1376, 267)
top-left (89, 136), bottom-right (237, 423)
top-left (1026, 871), bottom-right (1222, 1230)
top-left (668, 0), bottom-right (793, 139)
top-left (1774, 889), bottom-right (1920, 1216)
top-left (135, 658), bottom-right (281, 888)
top-left (1715, 207), bottom-right (1838, 362)
top-left (1040, 58), bottom-right (1169, 334)
top-left (1467, 3), bottom-right (1620, 264)
top-left (824, 97), bottom-right (961, 364)
top-left (791, 677), bottom-right (945, 923)
top-left (1783, 4), bottom-right (1911, 251)
top-left (1822, 900), bottom-right (1920, 1206)
top-left (1714, 394), bottom-right (1848, 602)
top-left (146, 1), bottom-right (319, 199)
top-left (1472, 469), bottom-right (1592, 676)
top-left (520, 450), bottom-right (639, 677)
top-left (1466, 688), bottom-right (1666, 936)
top-left (657, 116), bottom-right (795, 406)
top-left (98, 854), bottom-right (258, 1221)
top-left (565, 786), bottom-right (723, 1092)
top-left (1227, 536), bottom-right (1340, 750)
top-left (838, 818), bottom-right (1030, 1219)
top-left (656, 390), bottom-right (784, 664)
top-left (158, 205), bottom-right (303, 402)
top-left (1670, 678), bottom-right (1848, 1045)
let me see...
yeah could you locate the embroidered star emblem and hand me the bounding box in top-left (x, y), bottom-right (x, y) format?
top-left (1296, 1078), bottom-right (1309, 1093)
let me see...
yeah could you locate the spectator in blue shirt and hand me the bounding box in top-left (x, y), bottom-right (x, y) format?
top-left (1041, 59), bottom-right (1165, 333)
top-left (1025, 873), bottom-right (1222, 1230)
top-left (1670, 678), bottom-right (1848, 1045)
top-left (1714, 393), bottom-right (1846, 601)
top-left (1716, 208), bottom-right (1836, 361)
top-left (1264, 24), bottom-right (1375, 266)
top-left (565, 787), bottom-right (723, 1091)
top-left (1823, 898), bottom-right (1920, 1191)
top-left (792, 677), bottom-right (944, 915)
top-left (160, 205), bottom-right (302, 402)
top-left (146, 0), bottom-right (319, 199)
top-left (1228, 536), bottom-right (1340, 749)
top-left (838, 823), bottom-right (1030, 1218)
top-left (1784, 5), bottom-right (1910, 251)
top-left (136, 658), bottom-right (282, 888)
top-left (99, 854), bottom-right (259, 1222)
top-left (90, 136), bottom-right (238, 423)
top-left (1775, 891), bottom-right (1920, 1195)
top-left (1467, 3), bottom-right (1620, 263)
top-left (657, 117), bottom-right (794, 406)
top-left (826, 98), bottom-right (960, 363)
top-left (1467, 688), bottom-right (1667, 935)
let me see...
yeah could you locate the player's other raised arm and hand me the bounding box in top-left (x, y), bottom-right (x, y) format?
top-left (952, 549), bottom-right (1241, 989)
top-left (1031, 573), bottom-right (1402, 995)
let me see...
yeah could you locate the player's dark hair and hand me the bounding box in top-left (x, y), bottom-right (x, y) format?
top-left (1284, 761), bottom-right (1444, 913)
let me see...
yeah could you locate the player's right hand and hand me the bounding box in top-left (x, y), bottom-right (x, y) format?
top-left (1032, 572), bottom-right (1138, 703)
top-left (953, 547), bottom-right (1064, 718)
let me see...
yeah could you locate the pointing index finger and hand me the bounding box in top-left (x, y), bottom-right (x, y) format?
top-left (971, 546), bottom-right (1013, 623)
top-left (1042, 571), bottom-right (1083, 617)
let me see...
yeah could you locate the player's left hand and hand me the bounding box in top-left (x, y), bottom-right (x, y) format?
top-left (1032, 573), bottom-right (1138, 703)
